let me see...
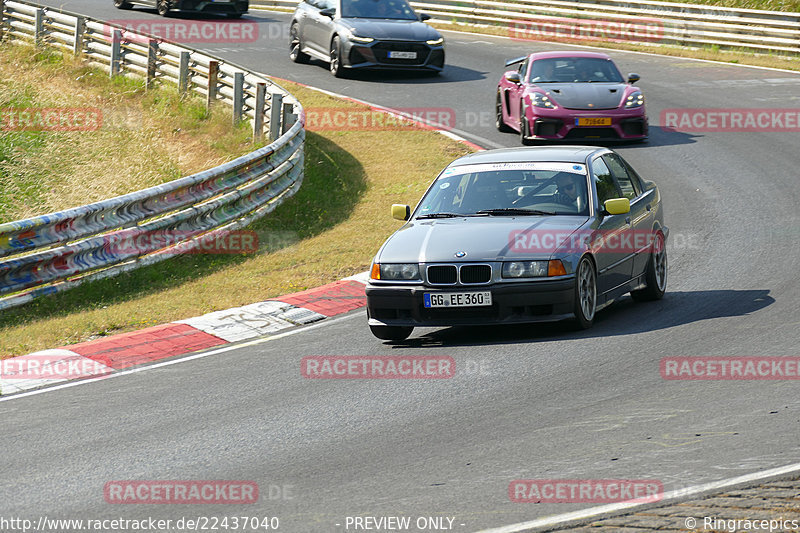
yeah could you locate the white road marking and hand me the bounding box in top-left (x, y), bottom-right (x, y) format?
top-left (476, 461), bottom-right (800, 533)
top-left (0, 311), bottom-right (363, 403)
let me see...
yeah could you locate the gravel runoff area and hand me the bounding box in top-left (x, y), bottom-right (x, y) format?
top-left (552, 478), bottom-right (800, 532)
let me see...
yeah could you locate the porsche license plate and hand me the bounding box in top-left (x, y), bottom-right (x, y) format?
top-left (388, 51), bottom-right (417, 59)
top-left (424, 291), bottom-right (492, 308)
top-left (576, 117), bottom-right (612, 126)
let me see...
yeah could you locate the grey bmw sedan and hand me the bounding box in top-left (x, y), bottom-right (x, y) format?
top-left (366, 146), bottom-right (668, 341)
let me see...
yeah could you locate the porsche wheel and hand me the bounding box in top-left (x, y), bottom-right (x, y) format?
top-left (631, 231), bottom-right (667, 301)
top-left (573, 256), bottom-right (597, 329)
top-left (519, 104), bottom-right (534, 146)
top-left (496, 91), bottom-right (513, 133)
top-left (370, 325), bottom-right (413, 341)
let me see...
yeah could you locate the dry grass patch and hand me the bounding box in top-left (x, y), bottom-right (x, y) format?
top-left (0, 41), bottom-right (262, 221)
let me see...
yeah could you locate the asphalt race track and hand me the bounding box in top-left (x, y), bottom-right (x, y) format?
top-left (2, 3), bottom-right (800, 531)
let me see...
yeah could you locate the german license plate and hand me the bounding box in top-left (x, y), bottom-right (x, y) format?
top-left (424, 291), bottom-right (492, 308)
top-left (388, 51), bottom-right (417, 59)
top-left (576, 117), bottom-right (612, 126)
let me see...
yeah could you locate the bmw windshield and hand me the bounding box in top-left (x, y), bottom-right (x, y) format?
top-left (340, 0), bottom-right (419, 19)
top-left (416, 162), bottom-right (591, 218)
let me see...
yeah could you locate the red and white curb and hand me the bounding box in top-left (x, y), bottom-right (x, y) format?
top-left (0, 273), bottom-right (369, 396)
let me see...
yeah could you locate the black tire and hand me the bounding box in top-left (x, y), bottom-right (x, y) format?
top-left (630, 230), bottom-right (667, 301)
top-left (289, 23), bottom-right (310, 64)
top-left (329, 35), bottom-right (345, 78)
top-left (520, 103), bottom-right (534, 146)
top-left (573, 256), bottom-right (597, 329)
top-left (370, 325), bottom-right (413, 341)
top-left (496, 91), bottom-right (513, 133)
top-left (156, 0), bottom-right (170, 16)
top-left (114, 0), bottom-right (134, 9)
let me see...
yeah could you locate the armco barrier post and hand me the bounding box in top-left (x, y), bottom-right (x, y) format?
top-left (33, 7), bottom-right (43, 46)
top-left (74, 16), bottom-right (86, 56)
top-left (233, 71), bottom-right (244, 125)
top-left (146, 38), bottom-right (157, 88)
top-left (0, 0), bottom-right (6, 42)
top-left (207, 60), bottom-right (219, 109)
top-left (281, 101), bottom-right (295, 134)
top-left (254, 82), bottom-right (266, 141)
top-left (269, 91), bottom-right (283, 141)
top-left (178, 51), bottom-right (190, 94)
top-left (110, 29), bottom-right (122, 76)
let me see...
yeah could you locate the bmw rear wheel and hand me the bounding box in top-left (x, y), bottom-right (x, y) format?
top-left (370, 325), bottom-right (413, 341)
top-left (289, 23), bottom-right (310, 64)
top-left (496, 91), bottom-right (513, 133)
top-left (157, 0), bottom-right (170, 16)
top-left (630, 231), bottom-right (667, 301)
top-left (573, 256), bottom-right (597, 329)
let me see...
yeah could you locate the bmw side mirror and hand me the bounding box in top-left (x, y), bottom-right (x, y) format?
top-left (419, 13), bottom-right (431, 21)
top-left (504, 71), bottom-right (521, 84)
top-left (627, 73), bottom-right (641, 84)
top-left (319, 7), bottom-right (336, 17)
top-left (603, 198), bottom-right (631, 216)
top-left (392, 204), bottom-right (411, 221)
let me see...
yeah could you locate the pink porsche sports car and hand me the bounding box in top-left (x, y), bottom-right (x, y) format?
top-left (496, 51), bottom-right (648, 144)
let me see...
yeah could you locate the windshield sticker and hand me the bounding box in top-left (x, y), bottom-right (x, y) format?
top-left (442, 162), bottom-right (587, 177)
top-left (439, 182), bottom-right (451, 189)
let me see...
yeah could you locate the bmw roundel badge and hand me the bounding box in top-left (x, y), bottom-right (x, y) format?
top-left (455, 251), bottom-right (467, 258)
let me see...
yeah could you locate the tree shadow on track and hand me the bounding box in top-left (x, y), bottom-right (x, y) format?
top-left (0, 132), bottom-right (366, 331)
top-left (385, 289), bottom-right (774, 348)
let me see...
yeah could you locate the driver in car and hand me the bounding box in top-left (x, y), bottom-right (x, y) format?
top-left (553, 173), bottom-right (581, 209)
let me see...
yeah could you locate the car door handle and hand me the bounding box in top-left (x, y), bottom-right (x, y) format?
top-left (646, 204), bottom-right (652, 211)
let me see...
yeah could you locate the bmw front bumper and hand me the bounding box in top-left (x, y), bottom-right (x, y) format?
top-left (366, 278), bottom-right (575, 327)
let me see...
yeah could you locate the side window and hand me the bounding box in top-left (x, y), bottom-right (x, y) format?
top-left (603, 153), bottom-right (639, 200)
top-left (518, 57), bottom-right (529, 78)
top-left (591, 157), bottom-right (620, 207)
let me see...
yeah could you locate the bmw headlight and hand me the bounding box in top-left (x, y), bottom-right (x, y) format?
top-left (426, 37), bottom-right (444, 45)
top-left (502, 261), bottom-right (548, 278)
top-left (349, 35), bottom-right (375, 44)
top-left (531, 92), bottom-right (556, 109)
top-left (624, 91), bottom-right (644, 108)
top-left (372, 263), bottom-right (421, 280)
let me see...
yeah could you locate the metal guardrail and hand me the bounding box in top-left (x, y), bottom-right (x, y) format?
top-left (251, 0), bottom-right (800, 55)
top-left (0, 0), bottom-right (306, 311)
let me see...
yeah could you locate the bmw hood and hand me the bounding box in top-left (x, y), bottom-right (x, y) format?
top-left (539, 83), bottom-right (627, 110)
top-left (340, 18), bottom-right (440, 41)
top-left (377, 216), bottom-right (589, 263)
